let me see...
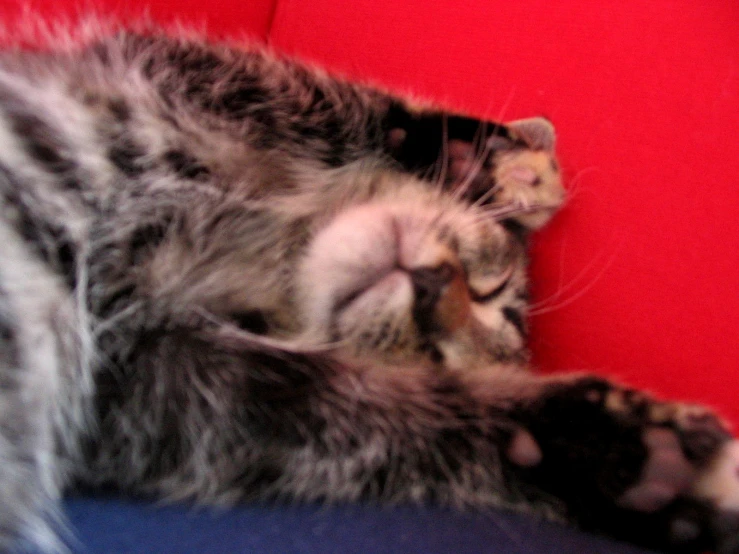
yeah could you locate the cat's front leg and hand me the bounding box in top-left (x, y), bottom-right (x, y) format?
top-left (0, 217), bottom-right (84, 552)
top-left (513, 375), bottom-right (739, 552)
top-left (0, 287), bottom-right (67, 553)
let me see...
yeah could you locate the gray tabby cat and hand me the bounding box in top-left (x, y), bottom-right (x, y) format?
top-left (0, 28), bottom-right (738, 553)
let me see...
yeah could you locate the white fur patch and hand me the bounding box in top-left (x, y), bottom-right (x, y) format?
top-left (690, 440), bottom-right (739, 510)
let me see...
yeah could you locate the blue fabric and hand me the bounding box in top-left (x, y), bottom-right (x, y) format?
top-left (62, 498), bottom-right (655, 554)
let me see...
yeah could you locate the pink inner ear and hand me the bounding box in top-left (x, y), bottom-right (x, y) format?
top-left (386, 128), bottom-right (407, 150)
top-left (447, 139), bottom-right (476, 181)
top-left (448, 139), bottom-right (475, 160)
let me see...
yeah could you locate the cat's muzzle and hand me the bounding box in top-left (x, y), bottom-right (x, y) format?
top-left (410, 262), bottom-right (471, 338)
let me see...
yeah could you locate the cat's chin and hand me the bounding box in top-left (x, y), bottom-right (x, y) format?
top-left (326, 327), bottom-right (516, 376)
top-left (336, 269), bottom-right (413, 318)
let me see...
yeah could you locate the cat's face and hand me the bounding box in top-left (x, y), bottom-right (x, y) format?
top-left (157, 118), bottom-right (563, 374)
top-left (295, 173), bottom-right (531, 372)
top-left (284, 118), bottom-right (563, 372)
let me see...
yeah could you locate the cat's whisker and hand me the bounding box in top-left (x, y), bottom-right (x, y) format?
top-left (449, 130), bottom-right (495, 204)
top-left (528, 242), bottom-right (622, 316)
top-left (91, 300), bottom-right (146, 337)
top-left (437, 115), bottom-right (451, 188)
top-left (527, 231), bottom-right (618, 313)
top-left (469, 183), bottom-right (503, 209)
top-left (473, 201), bottom-right (541, 222)
top-left (492, 87), bottom-right (516, 130)
top-left (450, 90), bottom-right (514, 205)
top-left (558, 165), bottom-right (599, 209)
top-left (418, 115), bottom-right (452, 191)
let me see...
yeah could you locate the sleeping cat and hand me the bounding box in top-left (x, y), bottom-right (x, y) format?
top-left (0, 26), bottom-right (738, 553)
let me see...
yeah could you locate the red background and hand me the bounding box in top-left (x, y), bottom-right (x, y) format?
top-left (2, 0), bottom-right (738, 424)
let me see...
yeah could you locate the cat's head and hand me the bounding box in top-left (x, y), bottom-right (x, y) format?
top-left (445, 116), bottom-right (565, 231)
top-left (287, 117), bottom-right (563, 372)
top-left (295, 180), bottom-right (525, 370)
top-left (141, 118), bottom-right (563, 374)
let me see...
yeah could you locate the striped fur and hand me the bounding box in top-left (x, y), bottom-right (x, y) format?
top-left (0, 28), bottom-right (736, 553)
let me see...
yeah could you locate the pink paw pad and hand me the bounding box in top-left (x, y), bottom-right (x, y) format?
top-left (618, 428), bottom-right (698, 513)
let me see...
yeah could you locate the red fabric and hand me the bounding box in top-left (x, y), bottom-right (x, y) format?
top-left (3, 0), bottom-right (738, 424)
top-left (0, 0), bottom-right (276, 41)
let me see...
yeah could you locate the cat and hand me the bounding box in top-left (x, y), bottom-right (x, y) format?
top-left (0, 25), bottom-right (737, 553)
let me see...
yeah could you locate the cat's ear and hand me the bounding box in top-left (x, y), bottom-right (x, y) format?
top-left (506, 117), bottom-right (556, 151)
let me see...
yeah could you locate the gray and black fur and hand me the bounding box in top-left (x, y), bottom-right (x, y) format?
top-left (0, 28), bottom-right (737, 553)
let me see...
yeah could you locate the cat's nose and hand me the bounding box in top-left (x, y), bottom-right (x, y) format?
top-left (410, 263), bottom-right (470, 334)
top-left (410, 263), bottom-right (455, 314)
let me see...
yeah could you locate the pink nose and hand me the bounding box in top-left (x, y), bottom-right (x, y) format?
top-left (507, 166), bottom-right (540, 187)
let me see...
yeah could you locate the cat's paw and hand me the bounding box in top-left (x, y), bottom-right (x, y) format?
top-left (447, 117), bottom-right (565, 229)
top-left (517, 377), bottom-right (738, 552)
top-left (385, 109), bottom-right (565, 230)
top-left (691, 440), bottom-right (739, 512)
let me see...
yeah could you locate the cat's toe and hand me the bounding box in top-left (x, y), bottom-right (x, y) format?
top-left (618, 427), bottom-right (697, 512)
top-left (614, 395), bottom-right (736, 512)
top-left (610, 408), bottom-right (739, 552)
top-left (505, 427), bottom-right (542, 467)
top-left (712, 508), bottom-right (739, 554)
top-left (673, 405), bottom-right (733, 463)
top-left (691, 440), bottom-right (739, 512)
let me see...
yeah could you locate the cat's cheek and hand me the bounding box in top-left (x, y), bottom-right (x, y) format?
top-left (470, 304), bottom-right (526, 352)
top-left (334, 272), bottom-right (416, 348)
top-left (294, 207), bottom-right (399, 338)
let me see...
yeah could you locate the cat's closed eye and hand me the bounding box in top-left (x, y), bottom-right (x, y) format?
top-left (229, 310), bottom-right (269, 334)
top-left (468, 265), bottom-right (514, 303)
